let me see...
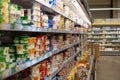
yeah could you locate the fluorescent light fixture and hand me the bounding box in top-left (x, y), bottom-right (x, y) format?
top-left (90, 8), bottom-right (120, 11)
top-left (71, 0), bottom-right (91, 26)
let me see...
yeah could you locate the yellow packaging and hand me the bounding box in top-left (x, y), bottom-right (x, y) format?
top-left (2, 2), bottom-right (9, 23)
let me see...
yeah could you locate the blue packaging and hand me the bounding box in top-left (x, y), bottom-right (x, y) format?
top-left (48, 19), bottom-right (53, 28)
top-left (49, 0), bottom-right (56, 8)
top-left (44, 76), bottom-right (49, 80)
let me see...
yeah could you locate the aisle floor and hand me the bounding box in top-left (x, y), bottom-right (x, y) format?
top-left (96, 56), bottom-right (120, 80)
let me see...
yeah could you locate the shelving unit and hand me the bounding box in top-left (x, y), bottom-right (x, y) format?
top-left (1, 41), bottom-right (80, 79)
top-left (88, 25), bottom-right (120, 55)
top-left (87, 56), bottom-right (94, 80)
top-left (66, 52), bottom-right (94, 80)
top-left (0, 0), bottom-right (92, 80)
top-left (0, 29), bottom-right (82, 34)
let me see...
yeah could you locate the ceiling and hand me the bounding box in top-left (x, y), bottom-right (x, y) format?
top-left (87, 0), bottom-right (119, 19)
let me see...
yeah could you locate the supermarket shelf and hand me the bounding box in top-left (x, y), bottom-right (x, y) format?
top-left (104, 33), bottom-right (119, 35)
top-left (88, 41), bottom-right (120, 43)
top-left (49, 50), bottom-right (81, 80)
top-left (35, 0), bottom-right (82, 26)
top-left (100, 45), bottom-right (120, 47)
top-left (88, 37), bottom-right (120, 39)
top-left (0, 29), bottom-right (81, 34)
top-left (88, 33), bottom-right (103, 35)
top-left (106, 29), bottom-right (120, 31)
top-left (65, 63), bottom-right (76, 80)
top-left (100, 51), bottom-right (120, 56)
top-left (92, 23), bottom-right (120, 26)
top-left (95, 60), bottom-right (97, 80)
top-left (105, 37), bottom-right (118, 39)
top-left (87, 41), bottom-right (102, 43)
top-left (81, 32), bottom-right (88, 35)
top-left (2, 42), bottom-right (80, 79)
top-left (11, 0), bottom-right (82, 26)
top-left (87, 55), bottom-right (94, 80)
top-left (88, 33), bottom-right (120, 35)
top-left (91, 30), bottom-right (103, 32)
top-left (88, 38), bottom-right (103, 39)
top-left (106, 41), bottom-right (120, 43)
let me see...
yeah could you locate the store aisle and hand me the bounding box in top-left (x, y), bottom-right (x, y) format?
top-left (96, 56), bottom-right (120, 80)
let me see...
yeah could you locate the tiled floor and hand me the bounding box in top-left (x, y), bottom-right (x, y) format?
top-left (96, 56), bottom-right (120, 80)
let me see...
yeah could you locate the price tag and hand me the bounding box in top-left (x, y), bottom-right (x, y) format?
top-left (26, 61), bottom-right (32, 67)
top-left (53, 50), bottom-right (57, 54)
top-left (49, 52), bottom-right (53, 56)
top-left (48, 52), bottom-right (51, 57)
top-left (18, 65), bottom-right (23, 71)
top-left (44, 54), bottom-right (48, 59)
top-left (31, 59), bottom-right (37, 65)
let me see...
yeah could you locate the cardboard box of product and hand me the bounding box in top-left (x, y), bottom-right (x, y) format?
top-left (87, 43), bottom-right (100, 59)
top-left (93, 44), bottom-right (100, 59)
top-left (87, 43), bottom-right (93, 55)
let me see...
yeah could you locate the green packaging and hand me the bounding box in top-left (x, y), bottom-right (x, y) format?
top-left (0, 1), bottom-right (2, 8)
top-left (6, 62), bottom-right (10, 69)
top-left (19, 36), bottom-right (28, 44)
top-left (3, 0), bottom-right (9, 2)
top-left (0, 56), bottom-right (6, 62)
top-left (11, 66), bottom-right (16, 73)
top-left (16, 44), bottom-right (24, 54)
top-left (0, 47), bottom-right (9, 56)
top-left (0, 62), bottom-right (6, 72)
top-left (9, 54), bottom-right (16, 62)
top-left (13, 36), bottom-right (19, 44)
top-left (9, 63), bottom-right (16, 73)
top-left (0, 15), bottom-right (2, 23)
top-left (16, 54), bottom-right (25, 58)
top-left (9, 44), bottom-right (16, 52)
top-left (23, 44), bottom-right (28, 51)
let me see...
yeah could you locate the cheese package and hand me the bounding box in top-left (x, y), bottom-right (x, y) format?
top-left (9, 4), bottom-right (21, 24)
top-left (0, 3), bottom-right (2, 23)
top-left (28, 37), bottom-right (36, 60)
top-left (9, 44), bottom-right (16, 53)
top-left (53, 15), bottom-right (60, 30)
top-left (16, 44), bottom-right (24, 54)
top-left (0, 62), bottom-right (6, 72)
top-left (59, 16), bottom-right (64, 30)
top-left (0, 47), bottom-right (9, 56)
top-left (19, 36), bottom-right (28, 44)
top-left (13, 36), bottom-right (19, 44)
top-left (31, 65), bottom-right (40, 80)
top-left (1, 1), bottom-right (9, 23)
top-left (32, 2), bottom-right (41, 28)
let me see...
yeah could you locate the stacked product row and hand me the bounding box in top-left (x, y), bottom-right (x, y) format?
top-left (42, 0), bottom-right (82, 24)
top-left (0, 32), bottom-right (80, 73)
top-left (4, 45), bottom-right (81, 80)
top-left (0, 0), bottom-right (90, 79)
top-left (87, 26), bottom-right (120, 51)
top-left (0, 0), bottom-right (85, 33)
top-left (67, 51), bottom-right (91, 80)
